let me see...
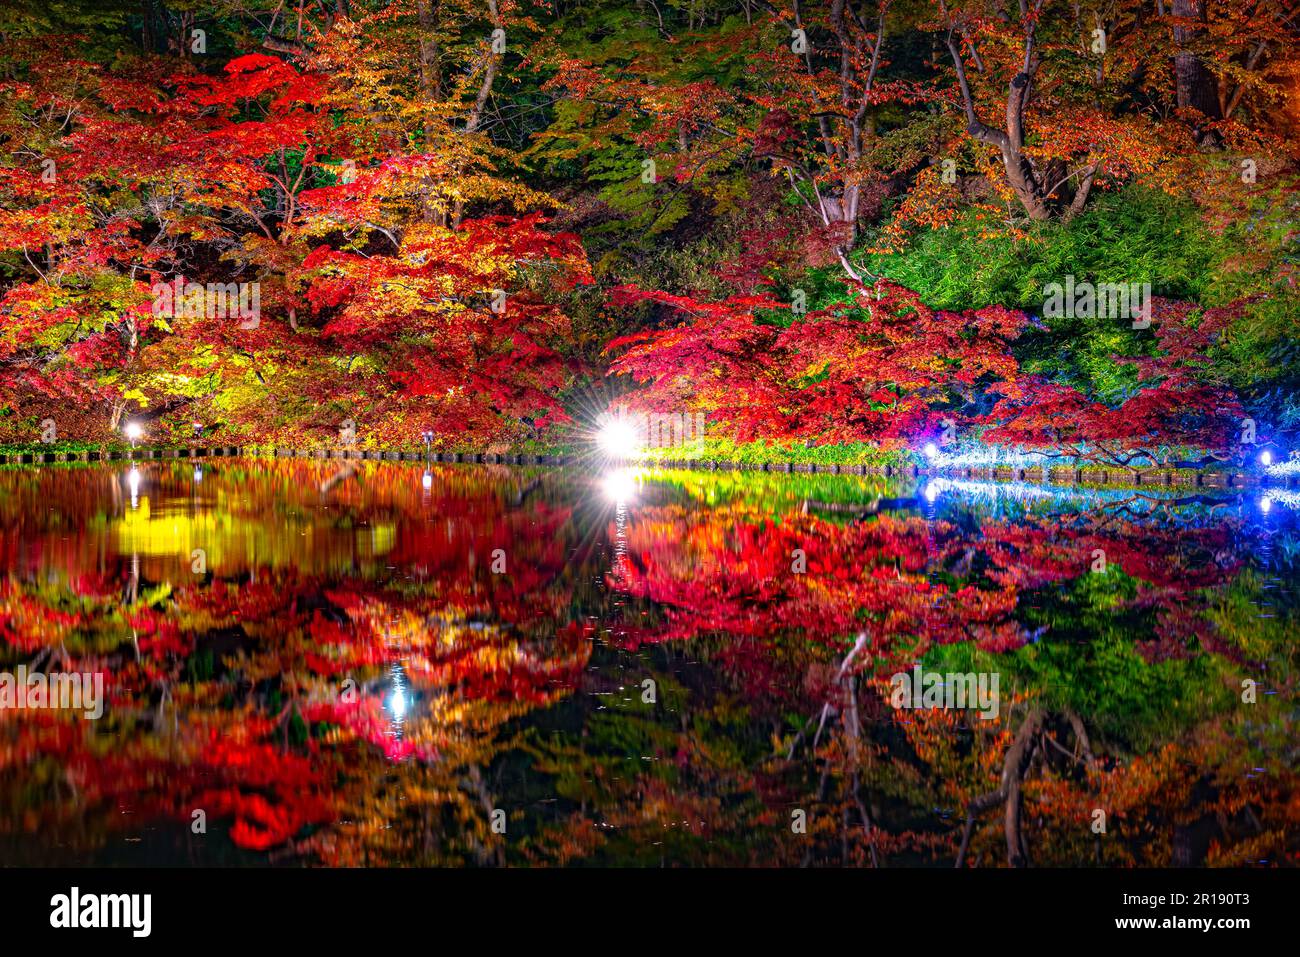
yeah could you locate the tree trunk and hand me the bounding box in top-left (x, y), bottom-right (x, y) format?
top-left (140, 1), bottom-right (155, 53)
top-left (416, 0), bottom-right (442, 100)
top-left (1002, 152), bottom-right (1052, 221)
top-left (1171, 0), bottom-right (1222, 145)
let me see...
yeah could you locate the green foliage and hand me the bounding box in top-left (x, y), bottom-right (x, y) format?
top-left (639, 436), bottom-right (909, 467)
top-left (0, 0), bottom-right (130, 39)
top-left (926, 588), bottom-right (1237, 752)
top-left (865, 185), bottom-right (1300, 411)
top-left (867, 187), bottom-right (1216, 311)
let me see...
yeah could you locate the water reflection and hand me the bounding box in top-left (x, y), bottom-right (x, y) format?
top-left (0, 460), bottom-right (1295, 867)
top-left (601, 466), bottom-right (640, 505)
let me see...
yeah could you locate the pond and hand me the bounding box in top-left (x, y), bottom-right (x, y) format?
top-left (0, 460), bottom-right (1295, 866)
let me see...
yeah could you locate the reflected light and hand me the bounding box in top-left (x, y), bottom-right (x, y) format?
top-left (422, 470), bottom-right (433, 490)
top-left (923, 481), bottom-right (938, 504)
top-left (193, 466), bottom-right (203, 483)
top-left (127, 467), bottom-right (141, 508)
top-left (1260, 496), bottom-right (1272, 514)
top-left (388, 686), bottom-right (408, 720)
top-left (602, 468), bottom-right (639, 504)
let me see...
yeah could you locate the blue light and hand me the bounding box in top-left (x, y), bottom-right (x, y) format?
top-left (389, 687), bottom-right (408, 719)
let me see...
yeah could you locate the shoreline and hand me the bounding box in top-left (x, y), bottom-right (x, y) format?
top-left (0, 445), bottom-right (1287, 489)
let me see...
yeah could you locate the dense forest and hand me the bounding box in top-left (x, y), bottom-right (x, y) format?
top-left (0, 0), bottom-right (1297, 466)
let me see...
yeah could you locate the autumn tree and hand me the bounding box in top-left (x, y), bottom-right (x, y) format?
top-left (608, 278), bottom-right (1025, 445)
top-left (982, 298), bottom-right (1247, 465)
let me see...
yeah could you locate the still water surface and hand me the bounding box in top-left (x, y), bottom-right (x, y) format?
top-left (0, 460), bottom-right (1295, 866)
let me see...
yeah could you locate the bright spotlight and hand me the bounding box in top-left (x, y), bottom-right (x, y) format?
top-left (124, 421), bottom-right (144, 445)
top-left (597, 416), bottom-right (641, 459)
top-left (922, 442), bottom-right (939, 460)
top-left (1260, 450), bottom-right (1273, 467)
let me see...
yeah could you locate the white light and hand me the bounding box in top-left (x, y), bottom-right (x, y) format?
top-left (389, 687), bottom-right (408, 720)
top-left (127, 466), bottom-right (141, 507)
top-left (193, 466), bottom-right (203, 483)
top-left (1260, 496), bottom-right (1272, 514)
top-left (602, 468), bottom-right (638, 503)
top-left (422, 470), bottom-right (433, 490)
top-left (908, 445), bottom-right (1036, 469)
top-left (597, 416), bottom-right (642, 459)
top-left (922, 477), bottom-right (1056, 503)
top-left (924, 481), bottom-right (938, 504)
top-left (124, 422), bottom-right (143, 442)
top-left (1260, 450), bottom-right (1273, 467)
